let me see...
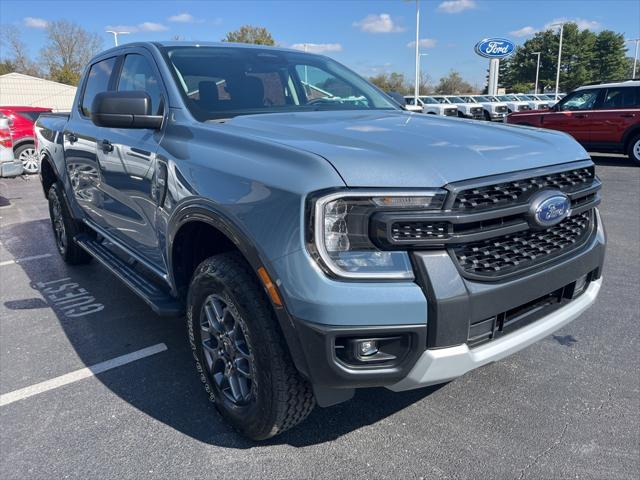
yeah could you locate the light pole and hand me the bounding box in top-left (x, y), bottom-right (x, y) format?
top-left (413, 0), bottom-right (420, 104)
top-left (627, 38), bottom-right (640, 78)
top-left (106, 30), bottom-right (130, 46)
top-left (550, 22), bottom-right (565, 101)
top-left (531, 51), bottom-right (541, 94)
top-left (418, 52), bottom-right (428, 96)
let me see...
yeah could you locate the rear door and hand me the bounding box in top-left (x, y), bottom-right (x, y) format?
top-left (64, 55), bottom-right (118, 228)
top-left (541, 88), bottom-right (602, 142)
top-left (96, 48), bottom-right (167, 268)
top-left (589, 86), bottom-right (640, 146)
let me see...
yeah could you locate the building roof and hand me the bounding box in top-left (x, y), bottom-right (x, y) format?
top-left (0, 73), bottom-right (77, 111)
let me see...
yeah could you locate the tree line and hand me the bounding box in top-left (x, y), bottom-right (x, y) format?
top-left (499, 22), bottom-right (634, 93)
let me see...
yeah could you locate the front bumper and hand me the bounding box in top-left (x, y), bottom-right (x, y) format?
top-left (388, 277), bottom-right (601, 391)
top-left (0, 160), bottom-right (23, 177)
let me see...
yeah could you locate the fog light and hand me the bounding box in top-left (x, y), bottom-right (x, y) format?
top-left (574, 274), bottom-right (588, 297)
top-left (358, 340), bottom-right (378, 357)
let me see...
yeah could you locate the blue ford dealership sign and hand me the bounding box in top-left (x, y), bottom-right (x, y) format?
top-left (474, 38), bottom-right (515, 59)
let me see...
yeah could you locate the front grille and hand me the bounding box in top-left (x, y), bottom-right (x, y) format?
top-left (496, 106), bottom-right (507, 113)
top-left (519, 105), bottom-right (531, 111)
top-left (452, 166), bottom-right (595, 211)
top-left (453, 211), bottom-right (592, 277)
top-left (391, 221), bottom-right (449, 241)
top-left (445, 108), bottom-right (458, 116)
top-left (471, 107), bottom-right (483, 114)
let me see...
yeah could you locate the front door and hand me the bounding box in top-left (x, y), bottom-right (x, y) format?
top-left (96, 50), bottom-right (167, 269)
top-left (542, 89), bottom-right (602, 143)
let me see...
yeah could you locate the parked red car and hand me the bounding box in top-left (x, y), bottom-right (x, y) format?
top-left (0, 106), bottom-right (52, 173)
top-left (507, 80), bottom-right (640, 164)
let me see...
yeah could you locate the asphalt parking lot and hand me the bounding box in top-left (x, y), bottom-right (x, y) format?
top-left (0, 155), bottom-right (638, 480)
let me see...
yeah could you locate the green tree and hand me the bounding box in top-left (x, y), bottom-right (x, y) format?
top-left (369, 72), bottom-right (411, 94)
top-left (592, 30), bottom-right (629, 81)
top-left (0, 60), bottom-right (16, 75)
top-left (434, 70), bottom-right (474, 94)
top-left (223, 25), bottom-right (275, 46)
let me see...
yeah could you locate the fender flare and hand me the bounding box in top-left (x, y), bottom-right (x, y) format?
top-left (12, 136), bottom-right (35, 151)
top-left (167, 199), bottom-right (313, 379)
top-left (621, 123), bottom-right (640, 149)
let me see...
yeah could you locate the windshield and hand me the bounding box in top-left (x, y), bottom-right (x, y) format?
top-left (474, 96), bottom-right (492, 102)
top-left (498, 95), bottom-right (519, 101)
top-left (419, 96), bottom-right (438, 104)
top-left (163, 46), bottom-right (397, 120)
top-left (432, 97), bottom-right (450, 104)
top-left (459, 96), bottom-right (476, 103)
top-left (447, 96), bottom-right (466, 103)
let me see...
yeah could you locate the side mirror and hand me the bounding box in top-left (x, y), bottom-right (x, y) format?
top-left (387, 91), bottom-right (407, 108)
top-left (91, 91), bottom-right (163, 129)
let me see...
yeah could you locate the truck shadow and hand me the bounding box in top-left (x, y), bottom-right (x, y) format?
top-left (2, 217), bottom-right (441, 448)
top-left (590, 153), bottom-right (636, 168)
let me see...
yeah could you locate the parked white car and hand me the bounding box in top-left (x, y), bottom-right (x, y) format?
top-left (405, 96), bottom-right (459, 116)
top-left (462, 95), bottom-right (509, 121)
top-left (0, 116), bottom-right (23, 178)
top-left (433, 95), bottom-right (484, 119)
top-left (515, 94), bottom-right (550, 110)
top-left (492, 95), bottom-right (532, 113)
top-left (402, 96), bottom-right (424, 112)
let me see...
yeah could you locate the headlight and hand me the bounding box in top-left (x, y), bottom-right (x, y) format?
top-left (309, 190), bottom-right (447, 280)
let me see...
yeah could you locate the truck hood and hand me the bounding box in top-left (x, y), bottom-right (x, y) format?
top-left (222, 110), bottom-right (589, 187)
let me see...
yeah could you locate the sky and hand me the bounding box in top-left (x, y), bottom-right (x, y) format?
top-left (1, 0), bottom-right (639, 87)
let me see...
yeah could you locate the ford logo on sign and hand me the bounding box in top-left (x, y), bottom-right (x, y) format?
top-left (528, 191), bottom-right (571, 229)
top-left (474, 38), bottom-right (515, 59)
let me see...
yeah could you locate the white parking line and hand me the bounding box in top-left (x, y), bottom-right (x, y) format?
top-left (0, 253), bottom-right (52, 267)
top-left (0, 343), bottom-right (168, 407)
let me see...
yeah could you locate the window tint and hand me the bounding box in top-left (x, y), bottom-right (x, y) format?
top-left (600, 87), bottom-right (639, 109)
top-left (165, 46), bottom-right (395, 120)
top-left (559, 89), bottom-right (600, 111)
top-left (117, 54), bottom-right (163, 115)
top-left (81, 57), bottom-right (116, 116)
top-left (17, 111), bottom-right (42, 122)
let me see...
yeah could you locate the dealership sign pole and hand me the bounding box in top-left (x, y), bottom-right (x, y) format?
top-left (474, 38), bottom-right (515, 96)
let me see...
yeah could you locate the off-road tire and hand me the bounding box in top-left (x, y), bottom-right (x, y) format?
top-left (47, 183), bottom-right (92, 265)
top-left (187, 252), bottom-right (315, 440)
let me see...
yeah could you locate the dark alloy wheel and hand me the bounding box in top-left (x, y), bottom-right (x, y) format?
top-left (200, 294), bottom-right (255, 406)
top-left (47, 183), bottom-right (92, 265)
top-left (187, 252), bottom-right (315, 440)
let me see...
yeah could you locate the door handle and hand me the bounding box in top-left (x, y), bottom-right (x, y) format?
top-left (65, 132), bottom-right (78, 143)
top-left (101, 139), bottom-right (113, 153)
top-left (574, 114), bottom-right (588, 119)
top-left (620, 113), bottom-right (636, 118)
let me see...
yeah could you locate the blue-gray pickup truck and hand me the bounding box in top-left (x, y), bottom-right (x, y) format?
top-left (35, 42), bottom-right (605, 440)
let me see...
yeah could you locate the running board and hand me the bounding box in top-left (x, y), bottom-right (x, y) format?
top-left (75, 234), bottom-right (183, 316)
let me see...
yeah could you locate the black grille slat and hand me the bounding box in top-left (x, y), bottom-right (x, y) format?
top-left (452, 167), bottom-right (595, 212)
top-left (391, 221), bottom-right (449, 241)
top-left (453, 211), bottom-right (592, 277)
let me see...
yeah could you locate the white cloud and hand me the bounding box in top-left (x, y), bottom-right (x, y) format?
top-left (291, 43), bottom-right (343, 54)
top-left (544, 18), bottom-right (601, 31)
top-left (168, 13), bottom-right (194, 23)
top-left (510, 26), bottom-right (537, 37)
top-left (407, 38), bottom-right (437, 49)
top-left (24, 17), bottom-right (48, 29)
top-left (138, 22), bottom-right (169, 32)
top-left (353, 13), bottom-right (405, 33)
top-left (437, 0), bottom-right (477, 14)
top-left (107, 22), bottom-right (169, 33)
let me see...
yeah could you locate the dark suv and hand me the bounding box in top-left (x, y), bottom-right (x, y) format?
top-left (507, 80), bottom-right (640, 164)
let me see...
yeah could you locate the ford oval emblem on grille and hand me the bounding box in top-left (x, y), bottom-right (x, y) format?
top-left (528, 191), bottom-right (570, 229)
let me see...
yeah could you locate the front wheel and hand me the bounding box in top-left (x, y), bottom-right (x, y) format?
top-left (187, 252), bottom-right (315, 440)
top-left (627, 134), bottom-right (640, 165)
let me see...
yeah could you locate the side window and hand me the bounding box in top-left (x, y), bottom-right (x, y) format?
top-left (600, 87), bottom-right (639, 109)
top-left (81, 57), bottom-right (116, 116)
top-left (559, 89), bottom-right (600, 111)
top-left (117, 54), bottom-right (163, 115)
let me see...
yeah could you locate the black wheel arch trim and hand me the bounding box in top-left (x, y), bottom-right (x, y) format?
top-left (167, 199), bottom-right (313, 380)
top-left (622, 124), bottom-right (640, 148)
top-left (13, 136), bottom-right (36, 150)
